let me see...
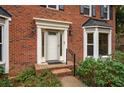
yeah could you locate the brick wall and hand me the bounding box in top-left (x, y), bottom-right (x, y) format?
top-left (1, 5), bottom-right (116, 76)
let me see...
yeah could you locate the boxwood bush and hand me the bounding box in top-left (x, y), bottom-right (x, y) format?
top-left (115, 51), bottom-right (124, 64)
top-left (0, 65), bottom-right (4, 75)
top-left (15, 68), bottom-right (61, 87)
top-left (76, 58), bottom-right (124, 87)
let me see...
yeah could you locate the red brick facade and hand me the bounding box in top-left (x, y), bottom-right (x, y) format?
top-left (1, 5), bottom-right (116, 76)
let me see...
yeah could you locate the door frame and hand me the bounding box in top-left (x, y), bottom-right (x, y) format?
top-left (34, 18), bottom-right (72, 64)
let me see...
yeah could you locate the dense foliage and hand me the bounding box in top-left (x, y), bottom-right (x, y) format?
top-left (15, 68), bottom-right (61, 87)
top-left (115, 51), bottom-right (124, 64)
top-left (76, 58), bottom-right (124, 87)
top-left (0, 66), bottom-right (4, 75)
top-left (116, 6), bottom-right (124, 48)
top-left (0, 77), bottom-right (12, 87)
top-left (36, 69), bottom-right (61, 87)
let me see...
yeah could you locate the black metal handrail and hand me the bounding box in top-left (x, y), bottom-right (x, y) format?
top-left (66, 48), bottom-right (76, 76)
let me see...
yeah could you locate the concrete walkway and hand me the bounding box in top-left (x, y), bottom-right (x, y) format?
top-left (59, 76), bottom-right (86, 87)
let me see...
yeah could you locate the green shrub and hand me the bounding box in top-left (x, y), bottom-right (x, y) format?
top-left (15, 67), bottom-right (36, 86)
top-left (0, 65), bottom-right (4, 75)
top-left (115, 51), bottom-right (124, 63)
top-left (15, 68), bottom-right (61, 87)
top-left (76, 58), bottom-right (124, 87)
top-left (0, 77), bottom-right (13, 87)
top-left (36, 69), bottom-right (61, 87)
top-left (16, 67), bottom-right (35, 82)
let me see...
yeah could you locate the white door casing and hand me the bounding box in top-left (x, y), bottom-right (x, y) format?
top-left (34, 18), bottom-right (72, 64)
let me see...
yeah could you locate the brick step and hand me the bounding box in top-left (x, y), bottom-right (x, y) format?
top-left (52, 68), bottom-right (72, 77)
top-left (35, 63), bottom-right (73, 71)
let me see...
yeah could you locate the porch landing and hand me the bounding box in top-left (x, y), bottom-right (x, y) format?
top-left (35, 61), bottom-right (74, 76)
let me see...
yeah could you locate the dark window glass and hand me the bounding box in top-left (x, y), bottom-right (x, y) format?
top-left (48, 32), bottom-right (56, 35)
top-left (59, 5), bottom-right (64, 10)
top-left (83, 5), bottom-right (90, 15)
top-left (101, 5), bottom-right (108, 19)
top-left (99, 33), bottom-right (108, 55)
top-left (87, 45), bottom-right (93, 56)
top-left (42, 32), bottom-right (44, 57)
top-left (0, 26), bottom-right (2, 43)
top-left (87, 33), bottom-right (93, 56)
top-left (88, 33), bottom-right (93, 44)
top-left (48, 5), bottom-right (56, 9)
top-left (60, 33), bottom-right (62, 56)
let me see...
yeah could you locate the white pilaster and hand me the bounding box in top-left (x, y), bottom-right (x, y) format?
top-left (63, 29), bottom-right (68, 63)
top-left (94, 27), bottom-right (99, 59)
top-left (37, 27), bottom-right (42, 64)
top-left (83, 29), bottom-right (87, 60)
top-left (4, 19), bottom-right (9, 73)
top-left (108, 29), bottom-right (112, 55)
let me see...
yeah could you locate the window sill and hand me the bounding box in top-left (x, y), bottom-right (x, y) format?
top-left (0, 62), bottom-right (5, 65)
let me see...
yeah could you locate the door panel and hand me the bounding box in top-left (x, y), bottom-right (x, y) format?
top-left (47, 32), bottom-right (58, 60)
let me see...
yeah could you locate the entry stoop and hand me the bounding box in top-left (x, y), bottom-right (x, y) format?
top-left (35, 61), bottom-right (74, 77)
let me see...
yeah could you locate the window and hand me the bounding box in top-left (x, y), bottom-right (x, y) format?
top-left (80, 5), bottom-right (96, 17)
top-left (0, 26), bottom-right (2, 61)
top-left (48, 5), bottom-right (56, 9)
top-left (47, 5), bottom-right (64, 10)
top-left (60, 33), bottom-right (63, 56)
top-left (99, 33), bottom-right (108, 56)
top-left (84, 28), bottom-right (111, 59)
top-left (100, 5), bottom-right (109, 20)
top-left (87, 33), bottom-right (94, 56)
top-left (42, 32), bottom-right (44, 57)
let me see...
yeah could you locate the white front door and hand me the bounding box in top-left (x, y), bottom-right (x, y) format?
top-left (47, 32), bottom-right (58, 61)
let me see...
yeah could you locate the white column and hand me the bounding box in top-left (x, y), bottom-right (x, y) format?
top-left (4, 19), bottom-right (9, 73)
top-left (94, 27), bottom-right (99, 59)
top-left (83, 29), bottom-right (87, 60)
top-left (63, 29), bottom-right (68, 63)
top-left (37, 27), bottom-right (42, 64)
top-left (108, 29), bottom-right (112, 55)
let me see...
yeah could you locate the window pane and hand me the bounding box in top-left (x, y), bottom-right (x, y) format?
top-left (87, 33), bottom-right (93, 44)
top-left (103, 5), bottom-right (108, 19)
top-left (0, 44), bottom-right (2, 61)
top-left (60, 33), bottom-right (62, 56)
top-left (42, 32), bottom-right (44, 57)
top-left (84, 5), bottom-right (90, 15)
top-left (0, 26), bottom-right (2, 43)
top-left (99, 33), bottom-right (108, 55)
top-left (87, 45), bottom-right (93, 56)
top-left (48, 5), bottom-right (56, 9)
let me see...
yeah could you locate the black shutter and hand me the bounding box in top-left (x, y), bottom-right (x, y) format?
top-left (92, 5), bottom-right (96, 17)
top-left (80, 5), bottom-right (84, 14)
top-left (109, 5), bottom-right (113, 20)
top-left (59, 5), bottom-right (64, 11)
top-left (40, 5), bottom-right (46, 8)
top-left (100, 5), bottom-right (104, 18)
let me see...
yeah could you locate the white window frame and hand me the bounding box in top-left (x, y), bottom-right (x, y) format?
top-left (83, 26), bottom-right (112, 60)
top-left (103, 5), bottom-right (110, 20)
top-left (0, 16), bottom-right (10, 73)
top-left (82, 5), bottom-right (92, 17)
top-left (47, 5), bottom-right (59, 10)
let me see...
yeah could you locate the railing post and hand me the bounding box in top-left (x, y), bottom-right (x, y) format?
top-left (74, 54), bottom-right (76, 76)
